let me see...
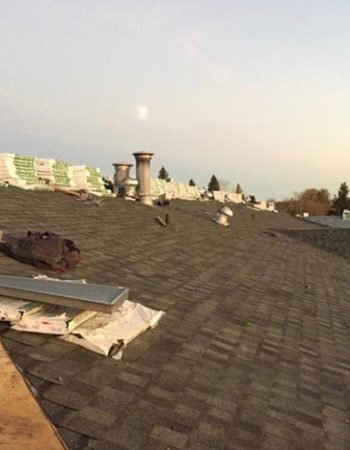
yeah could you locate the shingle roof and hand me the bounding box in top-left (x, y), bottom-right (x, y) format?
top-left (1, 187), bottom-right (350, 450)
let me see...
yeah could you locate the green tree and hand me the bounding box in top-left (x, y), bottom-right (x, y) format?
top-left (208, 175), bottom-right (220, 192)
top-left (189, 179), bottom-right (196, 186)
top-left (331, 182), bottom-right (350, 215)
top-left (158, 166), bottom-right (170, 180)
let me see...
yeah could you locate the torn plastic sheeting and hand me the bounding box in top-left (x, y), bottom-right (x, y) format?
top-left (33, 274), bottom-right (87, 284)
top-left (63, 300), bottom-right (165, 359)
top-left (11, 306), bottom-right (96, 335)
top-left (0, 297), bottom-right (44, 322)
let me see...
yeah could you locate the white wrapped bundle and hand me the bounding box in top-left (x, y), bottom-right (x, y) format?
top-left (72, 165), bottom-right (89, 189)
top-left (72, 165), bottom-right (111, 195)
top-left (35, 157), bottom-right (55, 183)
top-left (150, 178), bottom-right (167, 198)
top-left (52, 160), bottom-right (76, 187)
top-left (0, 153), bottom-right (19, 183)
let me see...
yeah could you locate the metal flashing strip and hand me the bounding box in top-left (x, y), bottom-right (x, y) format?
top-left (0, 275), bottom-right (128, 313)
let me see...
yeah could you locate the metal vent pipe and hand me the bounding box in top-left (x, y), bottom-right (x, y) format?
top-left (133, 151), bottom-right (154, 205)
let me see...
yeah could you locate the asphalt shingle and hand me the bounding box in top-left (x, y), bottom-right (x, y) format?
top-left (1, 187), bottom-right (350, 449)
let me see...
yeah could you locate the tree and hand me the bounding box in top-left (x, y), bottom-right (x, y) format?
top-left (208, 175), bottom-right (220, 192)
top-left (331, 182), bottom-right (350, 215)
top-left (189, 179), bottom-right (196, 186)
top-left (235, 183), bottom-right (243, 195)
top-left (158, 167), bottom-right (170, 180)
top-left (249, 194), bottom-right (256, 204)
top-left (289, 188), bottom-right (331, 216)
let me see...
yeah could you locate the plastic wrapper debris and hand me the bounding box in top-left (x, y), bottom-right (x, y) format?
top-left (0, 276), bottom-right (87, 323)
top-left (12, 306), bottom-right (96, 335)
top-left (63, 300), bottom-right (164, 359)
top-left (0, 298), bottom-right (44, 322)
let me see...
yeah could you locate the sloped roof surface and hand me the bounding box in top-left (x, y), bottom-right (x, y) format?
top-left (1, 188), bottom-right (350, 450)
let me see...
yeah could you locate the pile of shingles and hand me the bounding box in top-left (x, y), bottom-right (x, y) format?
top-left (0, 153), bottom-right (19, 186)
top-left (0, 152), bottom-right (112, 196)
top-left (213, 190), bottom-right (244, 204)
top-left (0, 275), bottom-right (164, 359)
top-left (150, 178), bottom-right (203, 201)
top-left (0, 153), bottom-right (50, 190)
top-left (72, 165), bottom-right (112, 196)
top-left (52, 160), bottom-right (76, 187)
top-left (35, 157), bottom-right (55, 183)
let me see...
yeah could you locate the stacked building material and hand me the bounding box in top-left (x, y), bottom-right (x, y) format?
top-left (52, 160), bottom-right (75, 187)
top-left (0, 153), bottom-right (50, 189)
top-left (188, 185), bottom-right (202, 200)
top-left (0, 153), bottom-right (22, 185)
top-left (72, 165), bottom-right (111, 195)
top-left (72, 165), bottom-right (89, 189)
top-left (151, 179), bottom-right (202, 201)
top-left (213, 191), bottom-right (243, 203)
top-left (150, 178), bottom-right (167, 197)
top-left (35, 157), bottom-right (55, 183)
top-left (12, 154), bottom-right (41, 186)
top-left (86, 166), bottom-right (108, 193)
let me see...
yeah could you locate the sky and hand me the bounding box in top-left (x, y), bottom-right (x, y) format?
top-left (1, 0), bottom-right (350, 199)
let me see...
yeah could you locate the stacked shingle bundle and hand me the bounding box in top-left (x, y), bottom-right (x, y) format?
top-left (86, 166), bottom-right (108, 194)
top-left (0, 153), bottom-right (22, 186)
top-left (150, 179), bottom-right (202, 200)
top-left (150, 178), bottom-right (167, 198)
top-left (35, 157), bottom-right (55, 184)
top-left (52, 160), bottom-right (75, 187)
top-left (0, 153), bottom-right (50, 189)
top-left (72, 165), bottom-right (111, 196)
top-left (71, 165), bottom-right (89, 189)
top-left (188, 185), bottom-right (202, 200)
top-left (213, 191), bottom-right (243, 203)
top-left (13, 155), bottom-right (49, 189)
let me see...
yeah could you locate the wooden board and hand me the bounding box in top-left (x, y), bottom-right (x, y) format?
top-left (0, 341), bottom-right (66, 450)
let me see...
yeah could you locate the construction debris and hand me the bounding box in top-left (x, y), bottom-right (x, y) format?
top-left (12, 306), bottom-right (96, 335)
top-left (0, 297), bottom-right (44, 322)
top-left (0, 275), bottom-right (164, 359)
top-left (63, 300), bottom-right (164, 359)
top-left (155, 216), bottom-right (167, 227)
top-left (2, 231), bottom-right (80, 271)
top-left (76, 190), bottom-right (102, 205)
top-left (155, 193), bottom-right (171, 207)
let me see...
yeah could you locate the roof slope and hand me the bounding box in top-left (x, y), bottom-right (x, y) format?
top-left (1, 188), bottom-right (350, 450)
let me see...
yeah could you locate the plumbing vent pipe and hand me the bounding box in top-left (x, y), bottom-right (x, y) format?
top-left (112, 162), bottom-right (133, 195)
top-left (123, 177), bottom-right (138, 198)
top-left (133, 151), bottom-right (154, 205)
